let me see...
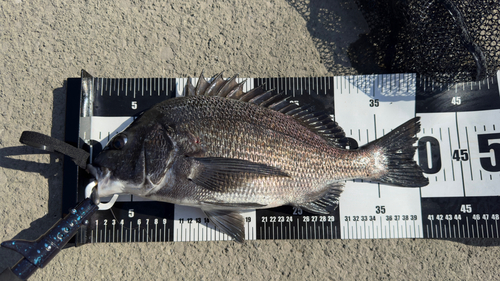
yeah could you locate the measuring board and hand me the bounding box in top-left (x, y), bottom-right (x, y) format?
top-left (62, 70), bottom-right (500, 244)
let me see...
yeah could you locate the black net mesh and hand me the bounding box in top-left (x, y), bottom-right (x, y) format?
top-left (350, 0), bottom-right (500, 82)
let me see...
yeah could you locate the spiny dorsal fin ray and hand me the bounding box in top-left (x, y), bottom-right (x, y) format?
top-left (268, 98), bottom-right (291, 111)
top-left (226, 81), bottom-right (246, 99)
top-left (185, 77), bottom-right (196, 96)
top-left (184, 72), bottom-right (347, 148)
top-left (248, 90), bottom-right (274, 105)
top-left (195, 72), bottom-right (210, 96)
top-left (239, 85), bottom-right (267, 102)
top-left (205, 72), bottom-right (227, 96)
top-left (217, 74), bottom-right (239, 97)
top-left (261, 94), bottom-right (288, 108)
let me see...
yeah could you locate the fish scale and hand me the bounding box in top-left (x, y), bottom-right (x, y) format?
top-left (189, 115), bottom-right (340, 187)
top-left (182, 96), bottom-right (325, 144)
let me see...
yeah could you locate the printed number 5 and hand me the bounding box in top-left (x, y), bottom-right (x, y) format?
top-left (478, 133), bottom-right (500, 172)
top-left (131, 101), bottom-right (138, 109)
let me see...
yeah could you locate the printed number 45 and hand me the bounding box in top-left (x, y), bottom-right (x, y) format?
top-left (452, 149), bottom-right (469, 161)
top-left (451, 97), bottom-right (461, 105)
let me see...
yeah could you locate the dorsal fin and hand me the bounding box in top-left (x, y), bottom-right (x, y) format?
top-left (195, 72), bottom-right (209, 96)
top-left (184, 72), bottom-right (347, 147)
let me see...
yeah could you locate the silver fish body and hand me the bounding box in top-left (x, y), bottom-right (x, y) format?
top-left (90, 72), bottom-right (428, 242)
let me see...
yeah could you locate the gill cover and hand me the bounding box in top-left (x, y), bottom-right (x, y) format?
top-left (143, 123), bottom-right (174, 186)
top-left (92, 111), bottom-right (174, 195)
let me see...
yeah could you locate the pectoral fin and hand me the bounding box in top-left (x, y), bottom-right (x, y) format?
top-left (188, 157), bottom-right (289, 192)
top-left (201, 201), bottom-right (266, 208)
top-left (203, 209), bottom-right (246, 242)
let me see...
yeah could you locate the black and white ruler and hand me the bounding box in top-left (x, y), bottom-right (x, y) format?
top-left (63, 70), bottom-right (500, 244)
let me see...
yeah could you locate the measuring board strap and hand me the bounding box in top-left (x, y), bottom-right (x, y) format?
top-left (64, 71), bottom-right (500, 243)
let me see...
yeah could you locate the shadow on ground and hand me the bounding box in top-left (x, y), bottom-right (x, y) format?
top-left (0, 83), bottom-right (70, 271)
top-left (285, 0), bottom-right (370, 75)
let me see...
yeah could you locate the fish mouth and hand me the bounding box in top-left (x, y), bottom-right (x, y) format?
top-left (86, 164), bottom-right (125, 198)
top-left (86, 163), bottom-right (103, 180)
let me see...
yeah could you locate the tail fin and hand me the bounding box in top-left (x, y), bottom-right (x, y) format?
top-left (363, 117), bottom-right (429, 187)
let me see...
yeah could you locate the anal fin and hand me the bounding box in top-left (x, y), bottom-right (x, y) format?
top-left (203, 209), bottom-right (246, 242)
top-left (298, 182), bottom-right (344, 215)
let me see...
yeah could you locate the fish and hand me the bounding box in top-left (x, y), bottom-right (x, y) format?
top-left (88, 72), bottom-right (429, 242)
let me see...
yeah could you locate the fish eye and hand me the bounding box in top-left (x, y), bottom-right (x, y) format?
top-left (111, 135), bottom-right (127, 150)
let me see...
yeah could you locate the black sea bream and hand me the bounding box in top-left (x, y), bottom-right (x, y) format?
top-left (88, 72), bottom-right (429, 242)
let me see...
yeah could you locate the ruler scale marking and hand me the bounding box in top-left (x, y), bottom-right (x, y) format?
top-left (74, 72), bottom-right (500, 243)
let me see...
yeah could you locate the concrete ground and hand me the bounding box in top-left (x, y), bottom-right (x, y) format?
top-left (1, 0), bottom-right (499, 280)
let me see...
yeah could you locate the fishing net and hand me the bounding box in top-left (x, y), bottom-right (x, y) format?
top-left (350, 0), bottom-right (500, 82)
